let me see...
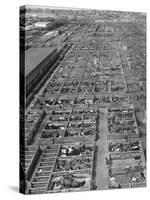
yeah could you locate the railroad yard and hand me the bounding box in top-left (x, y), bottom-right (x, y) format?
top-left (20, 8), bottom-right (146, 194)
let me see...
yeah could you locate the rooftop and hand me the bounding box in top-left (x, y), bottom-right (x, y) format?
top-left (34, 22), bottom-right (51, 27)
top-left (25, 47), bottom-right (56, 77)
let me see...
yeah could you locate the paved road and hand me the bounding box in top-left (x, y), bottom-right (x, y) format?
top-left (95, 108), bottom-right (109, 190)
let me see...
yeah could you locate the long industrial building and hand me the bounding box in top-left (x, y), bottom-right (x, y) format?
top-left (25, 47), bottom-right (58, 103)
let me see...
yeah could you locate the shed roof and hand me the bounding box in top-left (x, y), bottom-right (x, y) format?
top-left (25, 47), bottom-right (56, 77)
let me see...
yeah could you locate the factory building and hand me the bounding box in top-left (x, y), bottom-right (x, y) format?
top-left (25, 47), bottom-right (58, 105)
top-left (34, 22), bottom-right (52, 29)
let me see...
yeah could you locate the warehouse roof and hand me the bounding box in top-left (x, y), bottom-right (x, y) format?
top-left (25, 47), bottom-right (56, 77)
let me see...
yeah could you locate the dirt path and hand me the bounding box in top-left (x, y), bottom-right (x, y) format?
top-left (95, 108), bottom-right (109, 190)
top-left (32, 116), bottom-right (48, 145)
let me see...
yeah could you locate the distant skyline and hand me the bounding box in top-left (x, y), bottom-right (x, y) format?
top-left (25, 4), bottom-right (90, 10)
top-left (20, 5), bottom-right (146, 15)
